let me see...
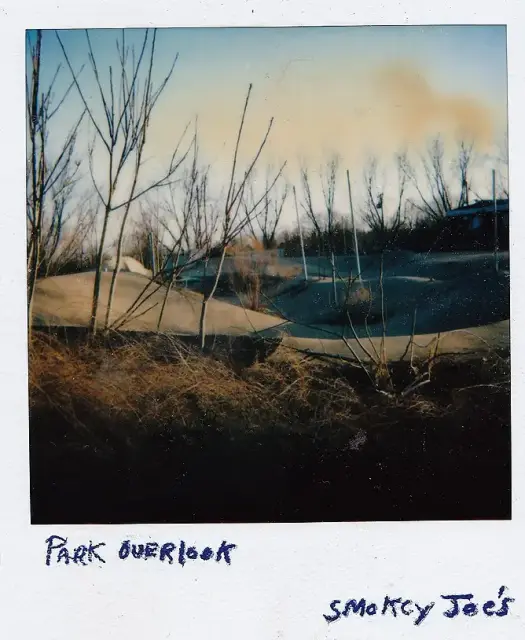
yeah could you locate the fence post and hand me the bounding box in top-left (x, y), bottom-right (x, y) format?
top-left (346, 170), bottom-right (363, 283)
top-left (493, 169), bottom-right (499, 273)
top-left (293, 186), bottom-right (308, 282)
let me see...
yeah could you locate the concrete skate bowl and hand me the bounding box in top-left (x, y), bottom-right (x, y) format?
top-left (32, 271), bottom-right (283, 335)
top-left (101, 255), bottom-right (152, 278)
top-left (404, 253), bottom-right (510, 282)
top-left (277, 250), bottom-right (419, 280)
top-left (342, 250), bottom-right (509, 281)
top-left (271, 270), bottom-right (509, 339)
top-left (356, 250), bottom-right (419, 274)
top-left (183, 271), bottom-right (293, 300)
top-left (31, 271), bottom-right (287, 368)
top-left (360, 271), bottom-right (509, 337)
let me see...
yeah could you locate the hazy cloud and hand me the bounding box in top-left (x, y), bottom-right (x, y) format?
top-left (367, 62), bottom-right (496, 151)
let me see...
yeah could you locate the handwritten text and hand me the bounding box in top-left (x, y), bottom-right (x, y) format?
top-left (323, 587), bottom-right (514, 626)
top-left (45, 536), bottom-right (237, 567)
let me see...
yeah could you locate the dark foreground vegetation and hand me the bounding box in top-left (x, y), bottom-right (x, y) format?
top-left (29, 331), bottom-right (511, 524)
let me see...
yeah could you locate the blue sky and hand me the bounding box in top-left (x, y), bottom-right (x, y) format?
top-left (31, 26), bottom-right (508, 100)
top-left (27, 26), bottom-right (508, 231)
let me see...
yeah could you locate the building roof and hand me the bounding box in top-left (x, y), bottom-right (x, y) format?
top-left (446, 199), bottom-right (509, 217)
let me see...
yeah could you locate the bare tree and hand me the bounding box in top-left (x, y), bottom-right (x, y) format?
top-left (178, 121), bottom-right (222, 261)
top-left (124, 201), bottom-right (164, 270)
top-left (161, 152), bottom-right (220, 281)
top-left (108, 130), bottom-right (218, 334)
top-left (193, 172), bottom-right (220, 277)
top-left (457, 140), bottom-right (474, 206)
top-left (300, 167), bottom-right (325, 276)
top-left (155, 131), bottom-right (202, 330)
top-left (400, 136), bottom-right (474, 222)
top-left (495, 132), bottom-right (509, 199)
top-left (321, 156), bottom-right (339, 305)
top-left (57, 28), bottom-right (188, 335)
top-left (38, 184), bottom-right (87, 277)
top-left (161, 127), bottom-right (202, 258)
top-left (197, 83), bottom-right (283, 350)
top-left (362, 154), bottom-right (407, 249)
top-left (247, 169), bottom-right (288, 249)
top-left (26, 29), bottom-right (86, 330)
top-left (98, 85), bottom-right (282, 338)
top-left (41, 194), bottom-right (98, 276)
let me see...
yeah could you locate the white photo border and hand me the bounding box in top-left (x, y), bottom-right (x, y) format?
top-left (1, 1), bottom-right (524, 638)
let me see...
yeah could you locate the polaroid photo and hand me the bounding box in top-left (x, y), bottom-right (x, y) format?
top-left (0, 1), bottom-right (523, 638)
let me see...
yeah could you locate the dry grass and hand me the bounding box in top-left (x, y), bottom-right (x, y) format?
top-left (229, 255), bottom-right (264, 310)
top-left (29, 332), bottom-right (366, 435)
top-left (29, 330), bottom-right (510, 442)
top-left (226, 251), bottom-right (301, 311)
top-left (341, 282), bottom-right (380, 324)
top-left (29, 330), bottom-right (511, 524)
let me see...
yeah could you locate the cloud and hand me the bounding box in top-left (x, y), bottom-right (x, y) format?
top-left (146, 59), bottom-right (501, 190)
top-left (367, 62), bottom-right (496, 151)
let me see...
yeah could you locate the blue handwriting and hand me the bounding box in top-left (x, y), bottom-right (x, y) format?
top-left (45, 535), bottom-right (237, 567)
top-left (323, 587), bottom-right (514, 626)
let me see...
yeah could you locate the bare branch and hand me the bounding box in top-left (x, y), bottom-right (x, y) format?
top-left (55, 30), bottom-right (111, 153)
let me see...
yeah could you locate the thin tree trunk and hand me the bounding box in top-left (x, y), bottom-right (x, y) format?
top-left (89, 203), bottom-right (112, 335)
top-left (156, 243), bottom-right (183, 331)
top-left (27, 229), bottom-right (41, 334)
top-left (27, 200), bottom-right (42, 332)
top-left (317, 236), bottom-right (321, 278)
top-left (27, 30), bottom-right (42, 336)
top-left (346, 169), bottom-right (363, 284)
top-left (330, 247), bottom-right (337, 306)
top-left (28, 146), bottom-right (47, 333)
top-left (156, 274), bottom-right (175, 332)
top-left (198, 245), bottom-right (227, 350)
top-left (379, 252), bottom-right (387, 365)
top-left (103, 168), bottom-right (141, 332)
top-left (293, 186), bottom-right (308, 282)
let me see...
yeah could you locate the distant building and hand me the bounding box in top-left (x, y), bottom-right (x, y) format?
top-left (445, 199), bottom-right (509, 250)
top-left (446, 199), bottom-right (509, 223)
